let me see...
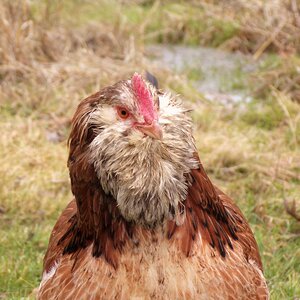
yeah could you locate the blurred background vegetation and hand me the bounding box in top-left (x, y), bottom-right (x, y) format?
top-left (0, 0), bottom-right (299, 299)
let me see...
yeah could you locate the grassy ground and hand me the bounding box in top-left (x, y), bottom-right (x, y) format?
top-left (0, 1), bottom-right (299, 299)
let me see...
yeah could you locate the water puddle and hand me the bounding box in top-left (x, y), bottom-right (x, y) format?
top-left (147, 45), bottom-right (257, 105)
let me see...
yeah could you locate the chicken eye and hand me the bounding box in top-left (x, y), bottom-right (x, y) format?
top-left (117, 107), bottom-right (130, 120)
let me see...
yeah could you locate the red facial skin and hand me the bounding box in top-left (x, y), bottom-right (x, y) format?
top-left (115, 74), bottom-right (163, 140)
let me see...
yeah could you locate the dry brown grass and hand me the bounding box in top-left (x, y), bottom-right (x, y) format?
top-left (199, 0), bottom-right (300, 56)
top-left (0, 0), bottom-right (150, 123)
top-left (251, 56), bottom-right (300, 103)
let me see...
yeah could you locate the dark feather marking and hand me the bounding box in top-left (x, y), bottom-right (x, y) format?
top-left (167, 221), bottom-right (177, 239)
top-left (145, 71), bottom-right (158, 89)
top-left (168, 154), bottom-right (243, 259)
top-left (167, 155), bottom-right (263, 271)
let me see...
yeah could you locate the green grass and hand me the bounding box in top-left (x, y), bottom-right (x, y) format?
top-left (240, 100), bottom-right (285, 130)
top-left (0, 1), bottom-right (300, 299)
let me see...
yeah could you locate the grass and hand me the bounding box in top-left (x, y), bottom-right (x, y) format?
top-left (0, 0), bottom-right (299, 299)
top-left (252, 55), bottom-right (300, 103)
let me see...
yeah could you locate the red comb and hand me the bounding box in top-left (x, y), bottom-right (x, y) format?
top-left (132, 73), bottom-right (156, 124)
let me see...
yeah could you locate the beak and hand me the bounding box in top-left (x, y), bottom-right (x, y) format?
top-left (136, 121), bottom-right (163, 140)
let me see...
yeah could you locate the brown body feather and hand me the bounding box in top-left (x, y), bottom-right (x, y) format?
top-left (38, 76), bottom-right (268, 299)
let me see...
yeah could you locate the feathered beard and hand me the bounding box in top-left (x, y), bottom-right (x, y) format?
top-left (88, 96), bottom-right (198, 227)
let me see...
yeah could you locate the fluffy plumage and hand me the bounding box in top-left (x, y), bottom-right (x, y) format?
top-left (38, 73), bottom-right (269, 299)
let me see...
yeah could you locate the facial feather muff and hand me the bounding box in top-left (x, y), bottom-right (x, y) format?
top-left (85, 73), bottom-right (198, 227)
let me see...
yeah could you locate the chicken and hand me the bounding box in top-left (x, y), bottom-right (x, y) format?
top-left (38, 73), bottom-right (269, 299)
